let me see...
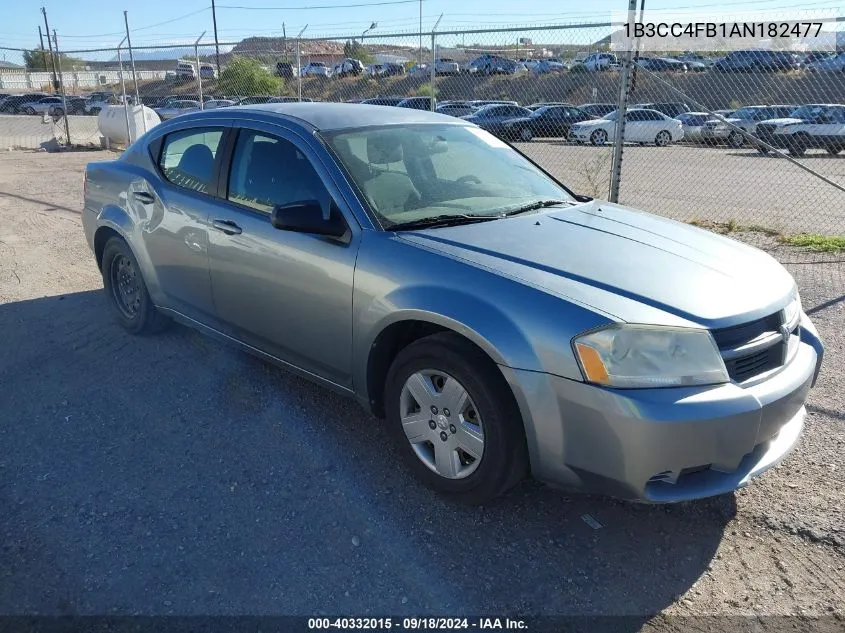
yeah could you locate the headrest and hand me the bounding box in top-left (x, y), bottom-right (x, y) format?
top-left (367, 133), bottom-right (403, 165)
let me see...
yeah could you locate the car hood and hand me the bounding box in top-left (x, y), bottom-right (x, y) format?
top-left (759, 117), bottom-right (803, 126)
top-left (571, 119), bottom-right (608, 128)
top-left (397, 201), bottom-right (794, 327)
top-left (503, 116), bottom-right (533, 125)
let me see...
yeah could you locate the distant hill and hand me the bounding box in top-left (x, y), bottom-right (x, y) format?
top-left (109, 47), bottom-right (218, 62)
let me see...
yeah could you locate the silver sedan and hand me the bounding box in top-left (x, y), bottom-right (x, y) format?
top-left (82, 103), bottom-right (823, 504)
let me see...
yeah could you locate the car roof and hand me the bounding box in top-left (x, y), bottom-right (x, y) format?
top-left (184, 102), bottom-right (463, 131)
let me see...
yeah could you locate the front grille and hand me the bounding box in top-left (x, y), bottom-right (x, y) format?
top-left (724, 344), bottom-right (782, 382)
top-left (711, 311), bottom-right (788, 383)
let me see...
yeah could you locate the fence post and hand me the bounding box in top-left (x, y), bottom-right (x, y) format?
top-left (608, 0), bottom-right (638, 203)
top-left (429, 33), bottom-right (436, 111)
top-left (194, 31), bottom-right (207, 111)
top-left (52, 31), bottom-right (71, 147)
top-left (296, 25), bottom-right (308, 102)
top-left (124, 11), bottom-right (140, 107)
top-left (117, 43), bottom-right (132, 145)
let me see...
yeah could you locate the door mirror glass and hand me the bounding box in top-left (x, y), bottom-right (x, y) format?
top-left (271, 200), bottom-right (349, 239)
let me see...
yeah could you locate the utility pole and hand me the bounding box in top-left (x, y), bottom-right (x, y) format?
top-left (211, 0), bottom-right (221, 77)
top-left (52, 30), bottom-right (71, 144)
top-left (41, 7), bottom-right (59, 92)
top-left (38, 26), bottom-right (48, 72)
top-left (123, 11), bottom-right (140, 107)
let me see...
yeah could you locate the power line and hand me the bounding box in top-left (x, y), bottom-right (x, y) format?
top-left (217, 0), bottom-right (419, 9)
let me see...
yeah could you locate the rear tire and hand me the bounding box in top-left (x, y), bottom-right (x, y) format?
top-left (590, 129), bottom-right (608, 145)
top-left (788, 135), bottom-right (808, 157)
top-left (727, 131), bottom-right (745, 148)
top-left (384, 332), bottom-right (528, 504)
top-left (101, 237), bottom-right (169, 335)
top-left (519, 127), bottom-right (533, 142)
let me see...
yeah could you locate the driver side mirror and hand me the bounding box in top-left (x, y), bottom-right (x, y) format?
top-left (271, 200), bottom-right (350, 242)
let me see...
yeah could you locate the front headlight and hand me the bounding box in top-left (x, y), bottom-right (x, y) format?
top-left (783, 290), bottom-right (802, 327)
top-left (573, 325), bottom-right (729, 388)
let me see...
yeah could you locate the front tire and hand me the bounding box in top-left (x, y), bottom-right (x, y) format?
top-left (384, 333), bottom-right (528, 504)
top-left (101, 237), bottom-right (168, 335)
top-left (727, 131), bottom-right (745, 148)
top-left (655, 130), bottom-right (672, 146)
top-left (519, 127), bottom-right (533, 142)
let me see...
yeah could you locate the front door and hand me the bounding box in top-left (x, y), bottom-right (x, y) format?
top-left (206, 126), bottom-right (359, 387)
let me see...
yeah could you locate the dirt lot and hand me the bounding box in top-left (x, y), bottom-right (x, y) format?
top-left (0, 150), bottom-right (843, 627)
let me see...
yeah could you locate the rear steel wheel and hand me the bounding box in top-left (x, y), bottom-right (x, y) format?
top-left (109, 252), bottom-right (142, 319)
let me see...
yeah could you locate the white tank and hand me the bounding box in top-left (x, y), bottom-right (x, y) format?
top-left (97, 105), bottom-right (161, 145)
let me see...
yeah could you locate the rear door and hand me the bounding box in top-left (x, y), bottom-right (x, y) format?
top-left (205, 122), bottom-right (361, 387)
top-left (141, 121), bottom-right (230, 320)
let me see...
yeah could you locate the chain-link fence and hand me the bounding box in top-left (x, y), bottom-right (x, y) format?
top-left (0, 19), bottom-right (842, 278)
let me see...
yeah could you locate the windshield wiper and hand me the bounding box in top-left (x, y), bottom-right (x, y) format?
top-left (389, 214), bottom-right (500, 232)
top-left (499, 199), bottom-right (571, 217)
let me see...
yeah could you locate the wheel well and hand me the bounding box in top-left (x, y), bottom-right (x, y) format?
top-left (93, 226), bottom-right (122, 270)
top-left (366, 321), bottom-right (496, 419)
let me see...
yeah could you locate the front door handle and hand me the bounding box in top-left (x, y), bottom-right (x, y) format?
top-left (211, 219), bottom-right (243, 235)
top-left (132, 191), bottom-right (156, 204)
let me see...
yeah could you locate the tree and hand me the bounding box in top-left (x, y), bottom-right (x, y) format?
top-left (23, 49), bottom-right (85, 71)
top-left (343, 40), bottom-right (373, 64)
top-left (217, 57), bottom-right (284, 96)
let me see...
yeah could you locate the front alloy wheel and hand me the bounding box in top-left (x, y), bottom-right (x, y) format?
top-left (655, 130), bottom-right (672, 146)
top-left (519, 127), bottom-right (533, 142)
top-left (590, 129), bottom-right (608, 145)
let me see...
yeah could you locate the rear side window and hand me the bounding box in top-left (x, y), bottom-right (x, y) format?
top-left (159, 127), bottom-right (224, 194)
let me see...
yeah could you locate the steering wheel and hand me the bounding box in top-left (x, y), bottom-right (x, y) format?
top-left (456, 175), bottom-right (482, 184)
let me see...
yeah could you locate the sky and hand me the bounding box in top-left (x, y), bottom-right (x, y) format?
top-left (0, 0), bottom-right (842, 60)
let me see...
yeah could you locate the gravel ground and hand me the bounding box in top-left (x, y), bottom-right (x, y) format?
top-left (0, 150), bottom-right (843, 625)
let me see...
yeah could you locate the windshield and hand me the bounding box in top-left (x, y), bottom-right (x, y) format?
top-left (323, 124), bottom-right (573, 229)
top-left (790, 105), bottom-right (826, 119)
top-left (732, 107), bottom-right (762, 119)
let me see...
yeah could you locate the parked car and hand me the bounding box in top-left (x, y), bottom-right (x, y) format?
top-left (154, 99), bottom-right (201, 120)
top-left (569, 108), bottom-right (684, 146)
top-left (236, 96), bottom-right (278, 105)
top-left (435, 58), bottom-right (460, 75)
top-left (199, 64), bottom-right (217, 79)
top-left (20, 96), bottom-right (64, 115)
top-left (380, 62), bottom-right (406, 76)
top-left (531, 60), bottom-right (566, 74)
top-left (361, 96), bottom-right (406, 107)
top-left (49, 96), bottom-right (87, 116)
top-left (714, 50), bottom-right (798, 72)
top-left (580, 52), bottom-right (619, 72)
top-left (204, 99), bottom-right (236, 109)
top-left (500, 105), bottom-right (596, 141)
top-left (275, 62), bottom-right (296, 79)
top-left (469, 100), bottom-right (518, 108)
top-left (85, 94), bottom-right (123, 115)
top-left (579, 103), bottom-right (617, 118)
top-left (676, 52), bottom-right (716, 67)
top-left (701, 105), bottom-right (797, 147)
top-left (526, 102), bottom-right (572, 111)
top-left (396, 96), bottom-right (436, 110)
top-left (634, 102), bottom-right (691, 118)
top-left (0, 92), bottom-right (49, 114)
top-left (635, 57), bottom-right (689, 72)
top-left (82, 102), bottom-right (823, 504)
top-left (468, 55), bottom-right (523, 75)
top-left (408, 64), bottom-right (430, 78)
top-left (461, 104), bottom-right (534, 137)
top-left (335, 58), bottom-right (365, 78)
top-left (755, 104), bottom-right (845, 156)
top-left (436, 102), bottom-right (478, 118)
top-left (674, 112), bottom-right (710, 142)
top-left (301, 62), bottom-right (330, 77)
top-left (804, 52), bottom-right (845, 73)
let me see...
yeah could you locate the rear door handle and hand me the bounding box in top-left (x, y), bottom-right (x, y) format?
top-left (211, 219), bottom-right (243, 235)
top-left (132, 191), bottom-right (156, 204)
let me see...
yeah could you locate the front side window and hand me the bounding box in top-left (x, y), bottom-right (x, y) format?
top-left (325, 124), bottom-right (572, 228)
top-left (227, 131), bottom-right (328, 213)
top-left (159, 127), bottom-right (224, 194)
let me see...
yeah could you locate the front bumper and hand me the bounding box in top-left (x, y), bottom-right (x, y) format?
top-left (501, 314), bottom-right (823, 502)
